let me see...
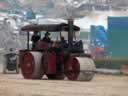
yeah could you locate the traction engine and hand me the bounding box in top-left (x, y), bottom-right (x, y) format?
top-left (20, 20), bottom-right (95, 81)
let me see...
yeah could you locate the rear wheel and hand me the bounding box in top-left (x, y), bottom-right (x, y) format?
top-left (21, 52), bottom-right (44, 79)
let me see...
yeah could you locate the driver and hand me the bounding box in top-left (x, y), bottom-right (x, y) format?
top-left (31, 31), bottom-right (40, 49)
top-left (42, 32), bottom-right (51, 43)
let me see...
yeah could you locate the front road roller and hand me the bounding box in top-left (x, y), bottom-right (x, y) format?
top-left (20, 51), bottom-right (44, 79)
top-left (65, 57), bottom-right (96, 81)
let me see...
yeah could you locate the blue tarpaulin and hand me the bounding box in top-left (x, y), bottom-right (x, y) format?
top-left (90, 25), bottom-right (108, 48)
top-left (108, 17), bottom-right (128, 57)
top-left (108, 17), bottom-right (128, 30)
top-left (90, 25), bottom-right (108, 58)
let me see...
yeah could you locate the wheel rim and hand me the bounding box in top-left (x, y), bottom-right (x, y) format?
top-left (66, 58), bottom-right (80, 80)
top-left (21, 53), bottom-right (35, 79)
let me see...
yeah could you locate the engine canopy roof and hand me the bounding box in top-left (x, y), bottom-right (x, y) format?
top-left (21, 23), bottom-right (80, 32)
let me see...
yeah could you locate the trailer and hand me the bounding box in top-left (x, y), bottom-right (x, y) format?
top-left (3, 52), bottom-right (19, 74)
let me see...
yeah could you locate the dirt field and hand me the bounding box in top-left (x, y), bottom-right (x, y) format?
top-left (0, 74), bottom-right (128, 96)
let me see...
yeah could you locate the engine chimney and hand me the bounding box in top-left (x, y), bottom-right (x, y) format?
top-left (68, 19), bottom-right (74, 45)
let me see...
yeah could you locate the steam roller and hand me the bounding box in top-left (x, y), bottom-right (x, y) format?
top-left (65, 57), bottom-right (95, 81)
top-left (21, 51), bottom-right (44, 79)
top-left (20, 19), bottom-right (96, 81)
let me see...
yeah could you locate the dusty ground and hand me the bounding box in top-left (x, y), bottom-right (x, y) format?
top-left (0, 73), bottom-right (128, 96)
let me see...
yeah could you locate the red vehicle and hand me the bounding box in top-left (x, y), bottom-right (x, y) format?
top-left (19, 20), bottom-right (95, 81)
